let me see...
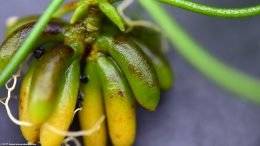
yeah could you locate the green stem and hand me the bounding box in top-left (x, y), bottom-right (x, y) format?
top-left (0, 0), bottom-right (65, 88)
top-left (139, 0), bottom-right (260, 103)
top-left (159, 0), bottom-right (260, 18)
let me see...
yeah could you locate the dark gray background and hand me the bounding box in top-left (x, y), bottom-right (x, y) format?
top-left (0, 0), bottom-right (260, 146)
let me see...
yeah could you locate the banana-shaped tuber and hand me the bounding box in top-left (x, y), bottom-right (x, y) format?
top-left (129, 27), bottom-right (174, 90)
top-left (0, 21), bottom-right (65, 73)
top-left (79, 59), bottom-right (107, 146)
top-left (133, 40), bottom-right (174, 90)
top-left (129, 26), bottom-right (174, 90)
top-left (40, 59), bottom-right (80, 146)
top-left (19, 61), bottom-right (40, 143)
top-left (95, 35), bottom-right (160, 111)
top-left (97, 53), bottom-right (136, 146)
top-left (28, 45), bottom-right (73, 124)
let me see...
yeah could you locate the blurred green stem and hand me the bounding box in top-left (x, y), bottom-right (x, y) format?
top-left (139, 0), bottom-right (260, 103)
top-left (0, 0), bottom-right (65, 88)
top-left (158, 0), bottom-right (260, 18)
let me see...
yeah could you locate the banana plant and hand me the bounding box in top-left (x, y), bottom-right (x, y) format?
top-left (0, 0), bottom-right (259, 145)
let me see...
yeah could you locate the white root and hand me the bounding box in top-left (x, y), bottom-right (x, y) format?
top-left (63, 136), bottom-right (81, 146)
top-left (117, 0), bottom-right (161, 32)
top-left (43, 115), bottom-right (105, 137)
top-left (73, 107), bottom-right (82, 119)
top-left (2, 67), bottom-right (32, 127)
top-left (0, 97), bottom-right (5, 105)
top-left (1, 55), bottom-right (36, 127)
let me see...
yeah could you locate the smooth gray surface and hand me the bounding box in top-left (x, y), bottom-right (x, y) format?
top-left (0, 0), bottom-right (260, 146)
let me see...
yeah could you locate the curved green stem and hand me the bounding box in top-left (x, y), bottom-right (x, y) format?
top-left (159, 0), bottom-right (260, 18)
top-left (139, 0), bottom-right (260, 103)
top-left (0, 0), bottom-right (65, 88)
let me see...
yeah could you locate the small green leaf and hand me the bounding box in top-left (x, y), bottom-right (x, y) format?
top-left (70, 0), bottom-right (89, 24)
top-left (99, 1), bottom-right (125, 31)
